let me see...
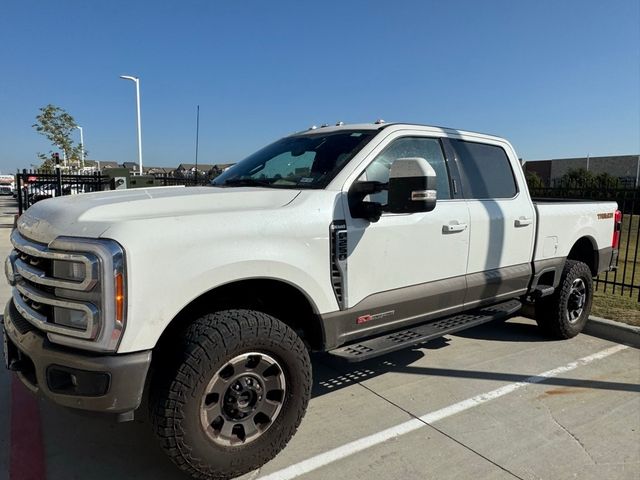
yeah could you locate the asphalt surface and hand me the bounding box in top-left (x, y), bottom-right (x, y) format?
top-left (0, 196), bottom-right (638, 480)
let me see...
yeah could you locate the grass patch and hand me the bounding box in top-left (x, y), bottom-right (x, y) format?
top-left (592, 213), bottom-right (640, 326)
top-left (592, 290), bottom-right (640, 326)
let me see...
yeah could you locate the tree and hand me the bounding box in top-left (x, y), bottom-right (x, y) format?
top-left (32, 104), bottom-right (85, 170)
top-left (558, 168), bottom-right (620, 189)
top-left (594, 172), bottom-right (620, 189)
top-left (556, 168), bottom-right (595, 188)
top-left (525, 171), bottom-right (545, 190)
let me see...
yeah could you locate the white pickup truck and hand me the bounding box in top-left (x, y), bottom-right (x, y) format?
top-left (3, 122), bottom-right (620, 479)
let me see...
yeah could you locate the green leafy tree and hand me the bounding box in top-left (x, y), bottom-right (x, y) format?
top-left (525, 171), bottom-right (545, 190)
top-left (594, 172), bottom-right (620, 189)
top-left (32, 104), bottom-right (85, 170)
top-left (559, 168), bottom-right (596, 186)
top-left (558, 168), bottom-right (620, 189)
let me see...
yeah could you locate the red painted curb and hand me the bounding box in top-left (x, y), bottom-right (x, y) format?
top-left (10, 376), bottom-right (46, 480)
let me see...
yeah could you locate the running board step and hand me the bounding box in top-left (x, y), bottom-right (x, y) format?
top-left (532, 285), bottom-right (555, 298)
top-left (328, 299), bottom-right (522, 362)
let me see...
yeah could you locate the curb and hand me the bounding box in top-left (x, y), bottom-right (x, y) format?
top-left (585, 316), bottom-right (640, 347)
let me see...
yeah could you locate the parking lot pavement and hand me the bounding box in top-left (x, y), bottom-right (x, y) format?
top-left (0, 198), bottom-right (16, 480)
top-left (1, 198), bottom-right (639, 480)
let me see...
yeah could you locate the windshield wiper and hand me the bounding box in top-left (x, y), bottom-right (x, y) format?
top-left (219, 178), bottom-right (273, 188)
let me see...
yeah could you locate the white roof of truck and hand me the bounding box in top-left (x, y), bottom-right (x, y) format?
top-left (292, 122), bottom-right (506, 143)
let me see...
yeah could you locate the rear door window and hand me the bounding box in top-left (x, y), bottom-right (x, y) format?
top-left (450, 140), bottom-right (517, 199)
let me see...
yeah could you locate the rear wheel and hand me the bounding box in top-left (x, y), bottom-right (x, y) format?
top-left (535, 260), bottom-right (593, 339)
top-left (150, 309), bottom-right (312, 479)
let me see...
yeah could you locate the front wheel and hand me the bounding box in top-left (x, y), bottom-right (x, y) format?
top-left (150, 309), bottom-right (312, 480)
top-left (535, 260), bottom-right (593, 339)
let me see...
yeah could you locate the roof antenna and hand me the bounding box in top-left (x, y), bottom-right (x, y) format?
top-left (374, 119), bottom-right (385, 124)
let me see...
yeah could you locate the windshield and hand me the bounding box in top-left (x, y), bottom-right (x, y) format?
top-left (212, 130), bottom-right (377, 189)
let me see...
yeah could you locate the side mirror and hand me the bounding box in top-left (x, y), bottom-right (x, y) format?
top-left (348, 181), bottom-right (385, 223)
top-left (386, 157), bottom-right (437, 213)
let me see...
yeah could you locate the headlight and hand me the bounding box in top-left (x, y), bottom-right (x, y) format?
top-left (53, 260), bottom-right (86, 282)
top-left (47, 236), bottom-right (127, 352)
top-left (54, 306), bottom-right (89, 330)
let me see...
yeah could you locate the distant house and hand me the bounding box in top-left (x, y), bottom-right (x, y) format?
top-left (145, 166), bottom-right (175, 175)
top-left (122, 162), bottom-right (139, 171)
top-left (175, 163), bottom-right (215, 177)
top-left (215, 163), bottom-right (235, 172)
top-left (83, 160), bottom-right (120, 171)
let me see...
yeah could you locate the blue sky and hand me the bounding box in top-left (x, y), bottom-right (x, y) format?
top-left (0, 0), bottom-right (638, 173)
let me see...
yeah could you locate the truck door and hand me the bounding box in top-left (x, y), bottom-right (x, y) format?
top-left (335, 133), bottom-right (470, 343)
top-left (445, 138), bottom-right (535, 308)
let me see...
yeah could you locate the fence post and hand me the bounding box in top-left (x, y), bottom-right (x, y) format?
top-left (16, 170), bottom-right (23, 215)
top-left (55, 156), bottom-right (62, 197)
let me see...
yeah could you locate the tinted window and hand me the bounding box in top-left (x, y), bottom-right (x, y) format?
top-left (359, 137), bottom-right (451, 203)
top-left (451, 140), bottom-right (517, 199)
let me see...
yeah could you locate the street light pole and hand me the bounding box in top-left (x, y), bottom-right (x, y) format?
top-left (120, 75), bottom-right (143, 175)
top-left (195, 105), bottom-right (200, 184)
top-left (76, 125), bottom-right (84, 170)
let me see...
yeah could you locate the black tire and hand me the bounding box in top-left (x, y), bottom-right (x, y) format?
top-left (535, 260), bottom-right (593, 339)
top-left (150, 309), bottom-right (312, 480)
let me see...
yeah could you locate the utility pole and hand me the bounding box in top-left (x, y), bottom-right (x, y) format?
top-left (195, 105), bottom-right (200, 184)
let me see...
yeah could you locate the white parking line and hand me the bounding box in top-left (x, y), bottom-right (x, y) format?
top-left (259, 344), bottom-right (628, 480)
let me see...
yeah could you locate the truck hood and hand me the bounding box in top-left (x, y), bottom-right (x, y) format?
top-left (17, 186), bottom-right (301, 244)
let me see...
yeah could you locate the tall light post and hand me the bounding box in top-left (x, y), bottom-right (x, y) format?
top-left (120, 75), bottom-right (143, 175)
top-left (76, 125), bottom-right (84, 170)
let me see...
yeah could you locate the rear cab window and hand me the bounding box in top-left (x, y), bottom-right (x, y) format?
top-left (450, 140), bottom-right (517, 199)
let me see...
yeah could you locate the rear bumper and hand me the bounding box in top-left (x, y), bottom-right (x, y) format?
top-left (3, 299), bottom-right (151, 414)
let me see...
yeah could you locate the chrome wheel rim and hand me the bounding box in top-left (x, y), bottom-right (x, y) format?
top-left (200, 352), bottom-right (286, 446)
top-left (566, 278), bottom-right (587, 323)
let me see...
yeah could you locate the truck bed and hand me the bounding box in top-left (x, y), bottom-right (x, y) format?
top-left (533, 200), bottom-right (617, 262)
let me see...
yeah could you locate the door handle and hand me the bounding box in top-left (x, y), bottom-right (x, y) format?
top-left (443, 223), bottom-right (468, 233)
top-left (515, 217), bottom-right (533, 227)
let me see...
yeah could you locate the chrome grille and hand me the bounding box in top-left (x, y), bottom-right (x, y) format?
top-left (9, 229), bottom-right (101, 340)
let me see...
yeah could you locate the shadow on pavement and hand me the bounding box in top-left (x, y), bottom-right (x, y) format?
top-left (452, 317), bottom-right (555, 343)
top-left (318, 320), bottom-right (639, 395)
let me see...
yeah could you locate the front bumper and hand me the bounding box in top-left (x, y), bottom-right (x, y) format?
top-left (3, 300), bottom-right (151, 414)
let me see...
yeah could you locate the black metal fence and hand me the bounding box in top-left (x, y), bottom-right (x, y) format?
top-left (530, 183), bottom-right (639, 300)
top-left (152, 173), bottom-right (213, 187)
top-left (15, 169), bottom-right (213, 215)
top-left (16, 169), bottom-right (109, 215)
